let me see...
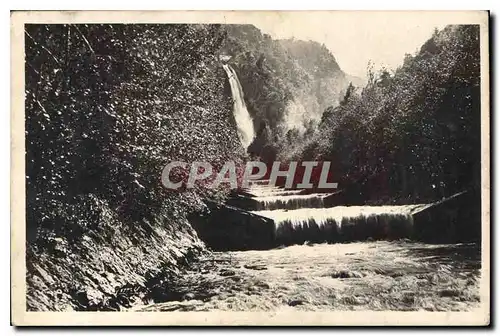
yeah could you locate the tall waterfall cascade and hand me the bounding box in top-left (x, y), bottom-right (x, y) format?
top-left (223, 64), bottom-right (255, 150)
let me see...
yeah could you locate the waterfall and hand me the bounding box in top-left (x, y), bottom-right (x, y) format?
top-left (223, 64), bottom-right (255, 150)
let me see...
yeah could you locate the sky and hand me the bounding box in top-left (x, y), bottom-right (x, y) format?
top-left (250, 12), bottom-right (455, 79)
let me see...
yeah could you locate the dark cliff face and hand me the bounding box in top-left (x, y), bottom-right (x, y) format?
top-left (222, 24), bottom-right (353, 160)
top-left (25, 24), bottom-right (243, 311)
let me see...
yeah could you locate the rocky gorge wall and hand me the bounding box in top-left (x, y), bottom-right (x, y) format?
top-left (26, 198), bottom-right (206, 311)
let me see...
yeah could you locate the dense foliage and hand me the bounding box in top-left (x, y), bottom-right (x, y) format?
top-left (25, 23), bottom-right (482, 246)
top-left (25, 24), bottom-right (243, 248)
top-left (291, 25), bottom-right (481, 204)
top-left (24, 23), bottom-right (482, 310)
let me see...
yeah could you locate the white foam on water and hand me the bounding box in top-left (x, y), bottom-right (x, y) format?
top-left (254, 204), bottom-right (427, 228)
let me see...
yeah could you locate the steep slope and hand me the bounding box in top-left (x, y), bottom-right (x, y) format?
top-left (292, 25), bottom-right (481, 205)
top-left (222, 24), bottom-right (354, 160)
top-left (25, 24), bottom-right (243, 311)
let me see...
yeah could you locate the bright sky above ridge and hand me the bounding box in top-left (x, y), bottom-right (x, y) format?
top-left (252, 12), bottom-right (451, 79)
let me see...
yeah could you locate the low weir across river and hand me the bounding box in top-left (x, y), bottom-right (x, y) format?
top-left (208, 62), bottom-right (481, 251)
top-left (246, 180), bottom-right (427, 246)
top-left (192, 176), bottom-right (481, 250)
top-left (189, 179), bottom-right (479, 251)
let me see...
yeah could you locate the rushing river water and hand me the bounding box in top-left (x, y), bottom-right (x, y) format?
top-left (135, 65), bottom-right (483, 313)
top-left (135, 241), bottom-right (481, 312)
top-left (134, 181), bottom-right (481, 312)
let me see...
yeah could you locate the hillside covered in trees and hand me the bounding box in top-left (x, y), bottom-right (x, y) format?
top-left (289, 25), bottom-right (481, 205)
top-left (26, 23), bottom-right (360, 311)
top-left (24, 22), bottom-right (481, 312)
top-left (222, 24), bottom-right (359, 162)
top-left (25, 24), bottom-right (246, 311)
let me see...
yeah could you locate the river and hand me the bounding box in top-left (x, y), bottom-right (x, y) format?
top-left (134, 181), bottom-right (480, 312)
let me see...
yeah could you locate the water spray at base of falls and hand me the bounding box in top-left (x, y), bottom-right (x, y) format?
top-left (223, 64), bottom-right (255, 150)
